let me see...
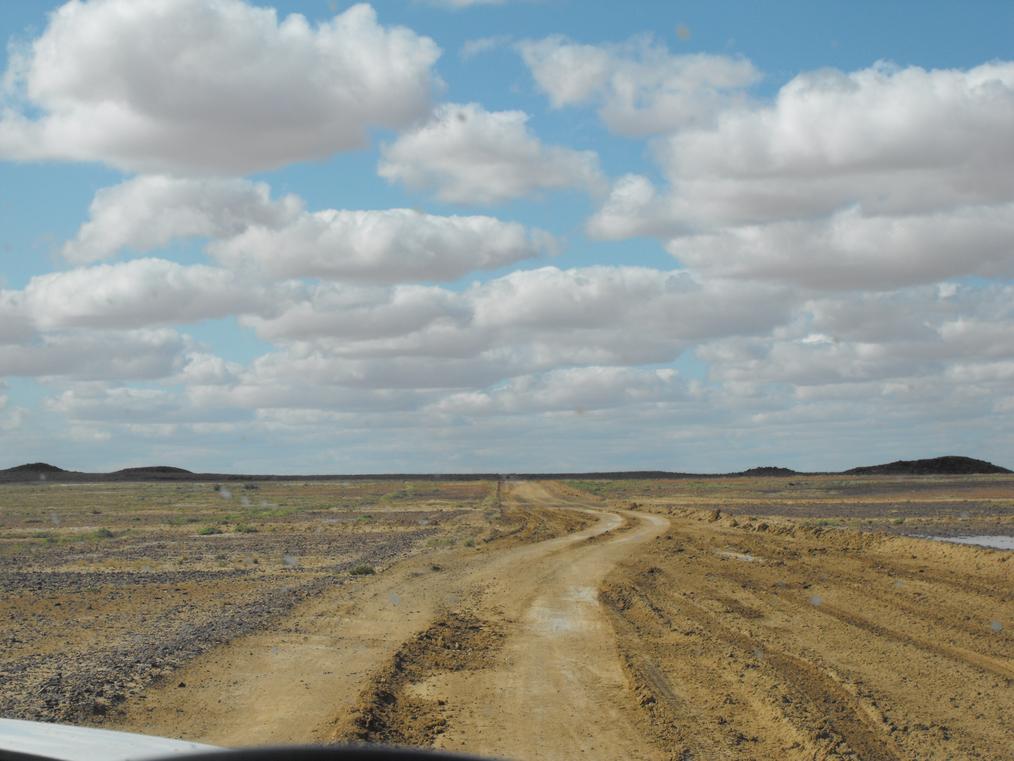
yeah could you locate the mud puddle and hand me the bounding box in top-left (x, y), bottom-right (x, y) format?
top-left (913, 534), bottom-right (1014, 550)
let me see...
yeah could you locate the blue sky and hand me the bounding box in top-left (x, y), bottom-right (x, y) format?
top-left (1, 0), bottom-right (1013, 473)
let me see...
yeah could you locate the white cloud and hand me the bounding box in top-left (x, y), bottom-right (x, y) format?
top-left (0, 328), bottom-right (189, 380)
top-left (175, 353), bottom-right (242, 386)
top-left (47, 385), bottom-right (183, 423)
top-left (659, 62), bottom-right (1014, 206)
top-left (21, 258), bottom-right (273, 330)
top-left (586, 174), bottom-right (680, 240)
top-left (428, 366), bottom-right (685, 415)
top-left (0, 1), bottom-right (441, 174)
top-left (244, 282), bottom-right (465, 344)
top-left (588, 61), bottom-right (1014, 293)
top-left (378, 103), bottom-right (604, 204)
top-left (460, 35), bottom-right (513, 59)
top-left (699, 284), bottom-right (1014, 388)
top-left (242, 266), bottom-right (792, 388)
top-left (64, 176), bottom-right (555, 282)
top-left (665, 204), bottom-right (1014, 290)
top-left (0, 291), bottom-right (35, 344)
top-left (518, 35), bottom-right (760, 135)
top-left (209, 208), bottom-right (556, 282)
top-left (62, 176), bottom-right (301, 264)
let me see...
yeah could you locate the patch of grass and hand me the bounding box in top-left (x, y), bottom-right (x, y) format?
top-left (567, 480), bottom-right (607, 495)
top-left (234, 524), bottom-right (258, 533)
top-left (167, 515), bottom-right (201, 526)
top-left (252, 506), bottom-right (296, 519)
top-left (197, 526), bottom-right (224, 536)
top-left (349, 563), bottom-right (376, 576)
top-left (94, 527), bottom-right (115, 539)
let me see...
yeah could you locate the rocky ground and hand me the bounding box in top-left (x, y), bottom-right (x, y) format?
top-left (0, 479), bottom-right (490, 723)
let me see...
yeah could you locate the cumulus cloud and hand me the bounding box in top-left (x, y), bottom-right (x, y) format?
top-left (460, 35), bottom-right (513, 59)
top-left (0, 329), bottom-right (189, 380)
top-left (588, 61), bottom-right (1014, 292)
top-left (62, 176), bottom-right (301, 264)
top-left (699, 284), bottom-right (1014, 387)
top-left (659, 62), bottom-right (1014, 201)
top-left (242, 266), bottom-right (792, 384)
top-left (21, 258), bottom-right (274, 330)
top-left (63, 176), bottom-right (555, 281)
top-left (518, 35), bottom-right (760, 135)
top-left (665, 204), bottom-right (1014, 290)
top-left (209, 208), bottom-right (556, 282)
top-left (0, 292), bottom-right (35, 344)
top-left (0, 1), bottom-right (441, 174)
top-left (6, 18), bottom-right (1014, 472)
top-left (47, 385), bottom-right (183, 423)
top-left (47, 382), bottom-right (248, 425)
top-left (378, 103), bottom-right (604, 204)
top-left (175, 353), bottom-right (243, 386)
top-left (428, 366), bottom-right (685, 415)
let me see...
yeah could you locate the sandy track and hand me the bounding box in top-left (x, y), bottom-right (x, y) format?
top-left (602, 508), bottom-right (1013, 760)
top-left (113, 482), bottom-right (667, 759)
top-left (389, 490), bottom-right (670, 760)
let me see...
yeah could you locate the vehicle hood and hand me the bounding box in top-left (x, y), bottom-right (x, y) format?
top-left (0, 719), bottom-right (219, 761)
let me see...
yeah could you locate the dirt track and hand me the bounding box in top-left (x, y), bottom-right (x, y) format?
top-left (112, 482), bottom-right (666, 758)
top-left (104, 480), bottom-right (1011, 761)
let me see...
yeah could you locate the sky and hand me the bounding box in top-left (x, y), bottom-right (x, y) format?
top-left (1, 0), bottom-right (1014, 474)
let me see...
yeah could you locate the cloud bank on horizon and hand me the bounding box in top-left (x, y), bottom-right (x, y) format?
top-left (0, 0), bottom-right (1012, 473)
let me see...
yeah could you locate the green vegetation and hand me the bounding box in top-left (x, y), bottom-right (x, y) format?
top-left (350, 563), bottom-right (376, 576)
top-left (197, 525), bottom-right (224, 535)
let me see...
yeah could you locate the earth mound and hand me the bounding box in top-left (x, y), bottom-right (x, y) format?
top-left (845, 455), bottom-right (1010, 475)
top-left (111, 466), bottom-right (194, 478)
top-left (739, 466), bottom-right (798, 477)
top-left (3, 462), bottom-right (66, 474)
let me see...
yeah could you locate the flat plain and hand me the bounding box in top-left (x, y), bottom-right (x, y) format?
top-left (1, 475), bottom-right (1010, 760)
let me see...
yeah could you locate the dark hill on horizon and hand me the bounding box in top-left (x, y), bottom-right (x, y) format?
top-left (740, 466), bottom-right (798, 477)
top-left (0, 455), bottom-right (1009, 482)
top-left (111, 466), bottom-right (194, 478)
top-left (4, 462), bottom-right (66, 474)
top-left (844, 455), bottom-right (1011, 476)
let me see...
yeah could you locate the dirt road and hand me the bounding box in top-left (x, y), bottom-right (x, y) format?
top-left (113, 482), bottom-right (669, 759)
top-left (110, 480), bottom-right (1012, 760)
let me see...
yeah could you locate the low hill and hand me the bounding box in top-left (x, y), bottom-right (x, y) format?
top-left (739, 466), bottom-right (798, 477)
top-left (111, 466), bottom-right (194, 478)
top-left (845, 456), bottom-right (1010, 476)
top-left (2, 462), bottom-right (66, 474)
